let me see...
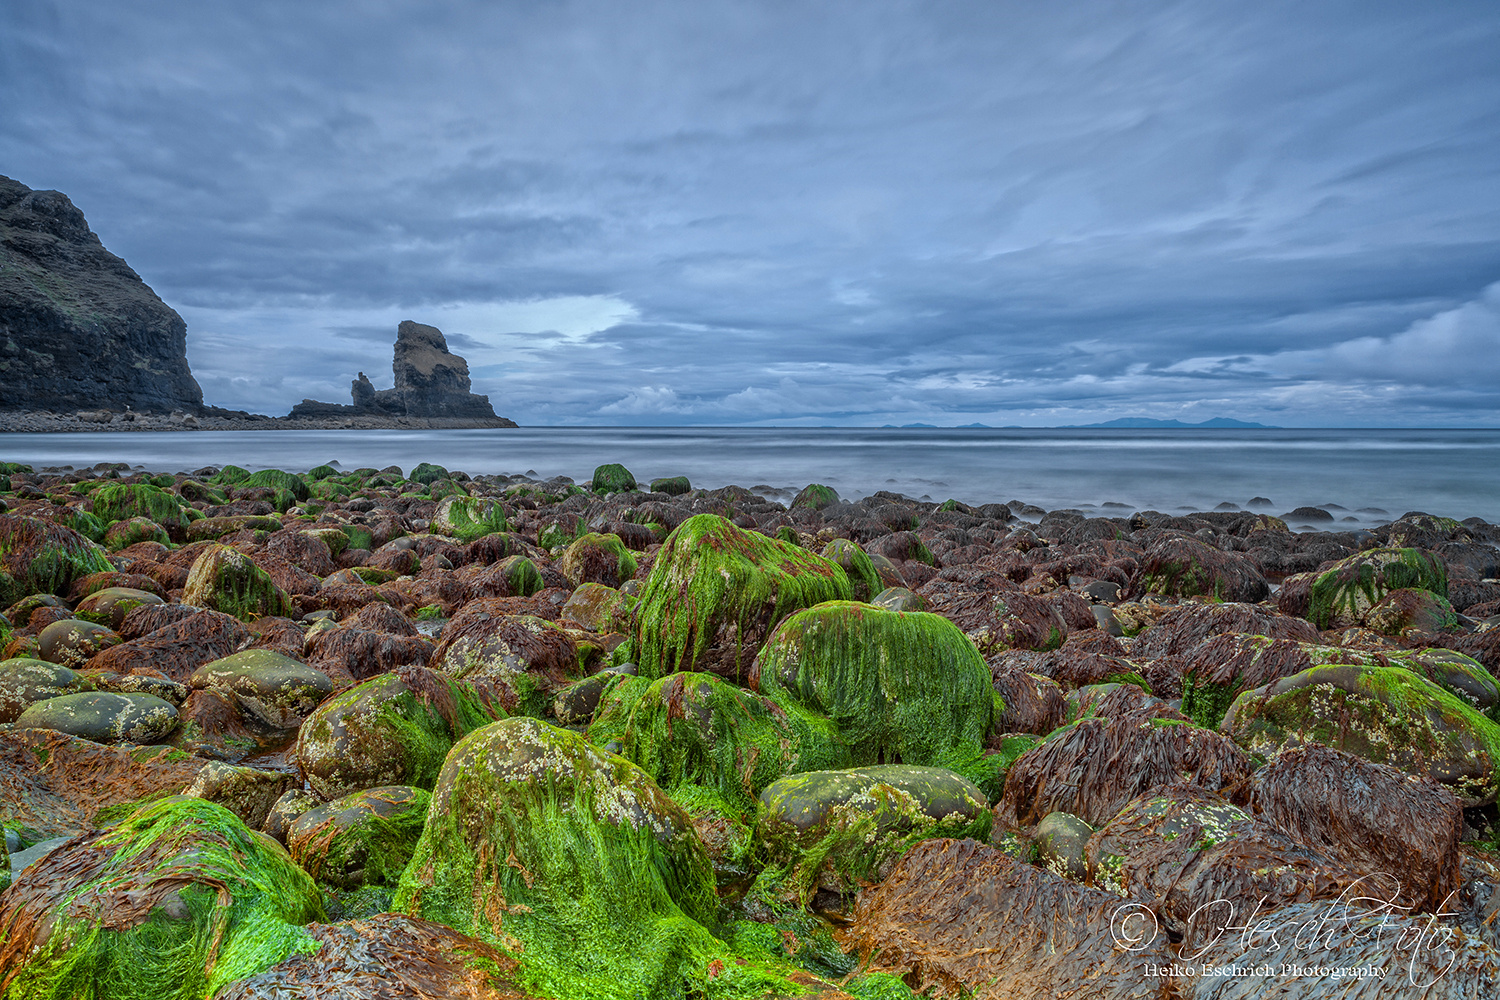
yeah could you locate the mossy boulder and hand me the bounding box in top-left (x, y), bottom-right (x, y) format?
top-left (754, 601), bottom-right (997, 788)
top-left (90, 483), bottom-right (189, 538)
top-left (791, 484), bottom-right (839, 510)
top-left (754, 764), bottom-right (989, 901)
top-left (489, 554), bottom-right (544, 597)
top-left (559, 532), bottom-right (638, 588)
top-left (430, 611), bottom-right (581, 714)
top-left (1308, 547), bottom-right (1448, 629)
top-left (649, 475), bottom-right (691, 496)
top-left (1137, 535), bottom-right (1270, 603)
top-left (560, 582), bottom-right (634, 633)
top-left (184, 515), bottom-right (283, 543)
top-left (634, 514), bottom-right (851, 683)
top-left (431, 495), bottom-right (510, 543)
top-left (590, 463), bottom-right (637, 494)
top-left (0, 796), bottom-right (323, 1000)
top-left (395, 718), bottom-right (774, 1000)
top-left (1222, 664), bottom-right (1500, 804)
top-left (103, 517), bottom-right (171, 552)
top-left (242, 468), bottom-right (310, 502)
top-left (818, 538), bottom-right (882, 602)
top-left (189, 649), bottom-right (333, 729)
top-left (295, 666), bottom-right (508, 800)
top-left (590, 672), bottom-right (850, 817)
top-left (0, 514), bottom-right (114, 607)
top-left (287, 785), bottom-right (431, 891)
top-left (406, 462), bottom-right (448, 487)
top-left (36, 618), bottom-right (121, 667)
top-left (1363, 587), bottom-right (1459, 635)
top-left (15, 690), bottom-right (179, 743)
top-left (74, 586), bottom-right (164, 630)
top-left (0, 657), bottom-right (92, 723)
top-left (182, 544), bottom-right (293, 620)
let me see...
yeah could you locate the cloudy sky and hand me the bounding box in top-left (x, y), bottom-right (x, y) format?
top-left (3, 1), bottom-right (1499, 426)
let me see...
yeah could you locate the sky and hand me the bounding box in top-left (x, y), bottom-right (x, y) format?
top-left (3, 1), bottom-right (1499, 427)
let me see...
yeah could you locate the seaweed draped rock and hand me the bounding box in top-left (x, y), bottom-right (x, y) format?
top-left (752, 600), bottom-right (1000, 792)
top-left (393, 717), bottom-right (799, 1000)
top-left (631, 513), bottom-right (852, 683)
top-left (0, 796), bottom-right (324, 1000)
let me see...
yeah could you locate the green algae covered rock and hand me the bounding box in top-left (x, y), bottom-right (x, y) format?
top-left (561, 582), bottom-right (634, 633)
top-left (295, 666), bottom-right (508, 800)
top-left (287, 785), bottom-right (430, 891)
top-left (0, 657), bottom-right (92, 723)
top-left (819, 538), bottom-right (882, 602)
top-left (0, 796), bottom-right (324, 1000)
top-left (590, 463), bottom-right (637, 494)
top-left (634, 514), bottom-right (851, 683)
top-left (103, 517), bottom-right (171, 551)
top-left (649, 475), bottom-right (691, 496)
top-left (74, 586), bottom-right (164, 630)
top-left (754, 764), bottom-right (989, 901)
top-left (16, 691), bottom-right (179, 744)
top-left (182, 544), bottom-right (293, 620)
top-left (754, 601), bottom-right (998, 787)
top-left (1222, 664), bottom-right (1500, 804)
top-left (395, 717), bottom-right (787, 1000)
top-left (590, 672), bottom-right (850, 817)
top-left (431, 495), bottom-right (510, 543)
top-left (407, 462), bottom-right (449, 486)
top-left (1308, 547), bottom-right (1448, 629)
top-left (90, 483), bottom-right (189, 537)
top-left (1364, 587), bottom-right (1460, 635)
top-left (791, 484), bottom-right (839, 510)
top-left (559, 532), bottom-right (638, 588)
top-left (0, 514), bottom-right (113, 607)
top-left (242, 468), bottom-right (310, 502)
top-left (189, 649), bottom-right (333, 729)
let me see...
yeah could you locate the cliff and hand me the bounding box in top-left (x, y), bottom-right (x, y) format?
top-left (0, 175), bottom-right (203, 414)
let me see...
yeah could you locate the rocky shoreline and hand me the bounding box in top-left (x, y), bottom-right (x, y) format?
top-left (0, 409), bottom-right (518, 433)
top-left (2, 457), bottom-right (1500, 998)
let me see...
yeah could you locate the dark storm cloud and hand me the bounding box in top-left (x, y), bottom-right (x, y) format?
top-left (2, 0), bottom-right (1498, 424)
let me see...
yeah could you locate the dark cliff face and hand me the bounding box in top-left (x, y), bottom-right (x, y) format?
top-left (389, 320), bottom-right (497, 418)
top-left (0, 174), bottom-right (203, 414)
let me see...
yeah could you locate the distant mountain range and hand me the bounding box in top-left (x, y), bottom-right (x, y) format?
top-left (880, 417), bottom-right (1279, 429)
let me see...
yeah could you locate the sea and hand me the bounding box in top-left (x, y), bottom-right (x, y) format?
top-left (3, 426), bottom-right (1498, 528)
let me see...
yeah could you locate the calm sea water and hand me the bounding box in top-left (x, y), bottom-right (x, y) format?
top-left (3, 427), bottom-right (1498, 526)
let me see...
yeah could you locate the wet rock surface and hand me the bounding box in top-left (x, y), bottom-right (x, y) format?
top-left (0, 459), bottom-right (1497, 999)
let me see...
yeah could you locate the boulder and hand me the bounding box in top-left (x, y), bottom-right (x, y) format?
top-left (558, 532), bottom-right (637, 587)
top-left (35, 618), bottom-right (119, 667)
top-left (15, 690), bottom-right (178, 744)
top-left (287, 785), bottom-right (430, 891)
top-left (755, 764), bottom-right (989, 900)
top-left (182, 544), bottom-right (293, 620)
top-left (632, 514), bottom-right (851, 682)
top-left (1221, 664), bottom-right (1500, 805)
top-left (430, 495), bottom-right (510, 543)
top-left (1136, 535), bottom-right (1269, 602)
top-left (188, 649), bottom-right (333, 729)
top-left (0, 657), bottom-right (91, 723)
top-left (0, 514), bottom-right (113, 607)
top-left (0, 797), bottom-right (322, 998)
top-left (393, 718), bottom-right (731, 1000)
top-left (1308, 546), bottom-right (1448, 629)
top-left (295, 666), bottom-right (507, 800)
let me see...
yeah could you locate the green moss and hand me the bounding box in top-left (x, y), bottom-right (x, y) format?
top-left (91, 483), bottom-right (190, 534)
top-left (415, 604), bottom-right (445, 621)
top-left (242, 469), bottom-right (310, 502)
top-left (561, 532), bottom-right (638, 585)
top-left (395, 718), bottom-right (793, 1000)
top-left (1308, 547), bottom-right (1448, 629)
top-left (634, 514), bottom-right (852, 682)
top-left (590, 671), bottom-right (850, 817)
top-left (432, 495), bottom-right (510, 543)
top-left (0, 796), bottom-right (323, 1000)
top-left (339, 523), bottom-right (376, 552)
top-left (750, 764), bottom-right (990, 903)
top-left (290, 786), bottom-right (431, 890)
top-left (791, 484), bottom-right (839, 511)
top-left (538, 519), bottom-right (585, 550)
top-left (408, 462), bottom-right (449, 486)
top-left (818, 538), bottom-right (882, 603)
top-left (215, 465), bottom-right (251, 486)
top-left (104, 517), bottom-right (171, 551)
top-left (494, 555), bottom-right (544, 597)
top-left (51, 507), bottom-right (106, 543)
top-left (755, 601), bottom-right (995, 788)
top-left (590, 463), bottom-right (637, 494)
top-left (0, 514), bottom-right (114, 606)
top-left (649, 476), bottom-right (691, 496)
top-left (1181, 675), bottom-right (1239, 729)
top-left (1104, 670), bottom-right (1151, 693)
top-left (181, 544), bottom-right (292, 621)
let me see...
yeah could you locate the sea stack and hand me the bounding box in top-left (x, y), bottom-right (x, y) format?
top-left (0, 174), bottom-right (204, 414)
top-left (387, 320), bottom-right (497, 418)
